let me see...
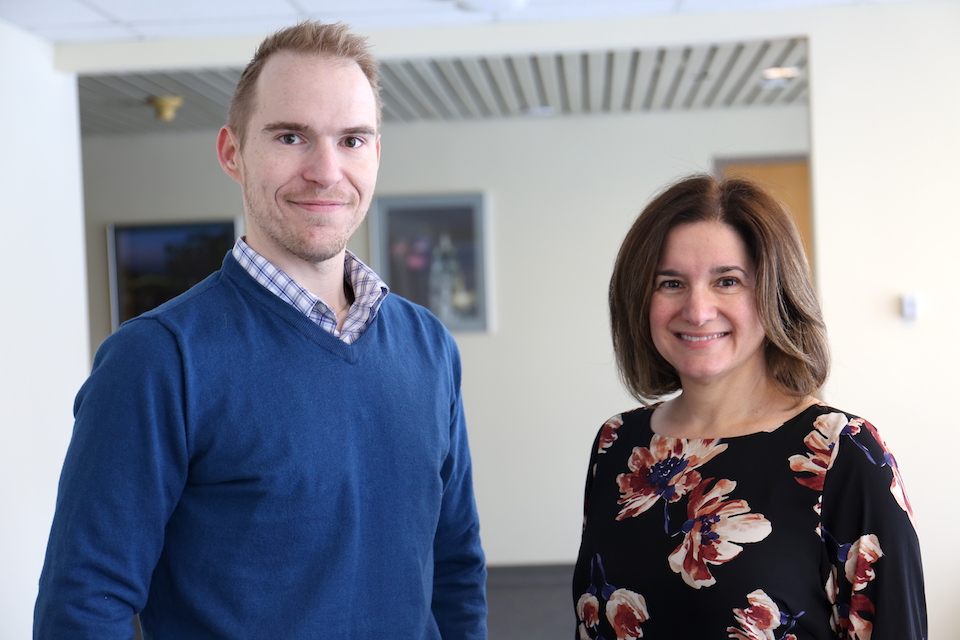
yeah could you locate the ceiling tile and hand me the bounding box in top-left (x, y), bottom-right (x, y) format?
top-left (133, 16), bottom-right (301, 40)
top-left (0, 0), bottom-right (109, 28)
top-left (87, 0), bottom-right (301, 22)
top-left (35, 24), bottom-right (140, 43)
top-left (679, 0), bottom-right (853, 11)
top-left (0, 0), bottom-right (922, 44)
top-left (295, 0), bottom-right (446, 10)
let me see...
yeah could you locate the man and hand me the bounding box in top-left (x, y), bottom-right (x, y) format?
top-left (35, 21), bottom-right (487, 639)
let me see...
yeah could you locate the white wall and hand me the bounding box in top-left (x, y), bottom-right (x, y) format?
top-left (365, 8), bottom-right (960, 636)
top-left (0, 19), bottom-right (88, 640)
top-left (19, 1), bottom-right (959, 638)
top-left (373, 108), bottom-right (811, 566)
top-left (807, 3), bottom-right (960, 634)
top-left (82, 104), bottom-right (810, 562)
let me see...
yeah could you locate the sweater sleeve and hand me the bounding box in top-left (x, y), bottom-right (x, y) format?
top-left (34, 318), bottom-right (190, 639)
top-left (819, 415), bottom-right (927, 639)
top-left (430, 344), bottom-right (488, 640)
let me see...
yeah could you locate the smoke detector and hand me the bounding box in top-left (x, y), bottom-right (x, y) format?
top-left (456, 0), bottom-right (529, 11)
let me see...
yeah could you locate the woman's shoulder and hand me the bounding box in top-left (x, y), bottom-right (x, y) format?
top-left (790, 402), bottom-right (916, 512)
top-left (592, 405), bottom-right (658, 455)
top-left (603, 404), bottom-right (659, 425)
top-left (784, 402), bottom-right (882, 446)
top-left (793, 400), bottom-right (861, 419)
top-left (779, 401), bottom-right (870, 439)
top-left (802, 403), bottom-right (899, 469)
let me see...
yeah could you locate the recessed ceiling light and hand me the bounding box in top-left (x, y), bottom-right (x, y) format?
top-left (761, 66), bottom-right (801, 81)
top-left (760, 66), bottom-right (801, 88)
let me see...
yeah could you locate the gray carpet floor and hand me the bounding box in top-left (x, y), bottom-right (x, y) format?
top-left (486, 564), bottom-right (574, 639)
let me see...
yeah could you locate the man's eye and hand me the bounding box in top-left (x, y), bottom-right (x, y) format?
top-left (279, 133), bottom-right (303, 145)
top-left (343, 136), bottom-right (363, 148)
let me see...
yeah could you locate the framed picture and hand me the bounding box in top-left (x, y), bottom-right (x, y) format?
top-left (108, 220), bottom-right (236, 331)
top-left (371, 194), bottom-right (489, 332)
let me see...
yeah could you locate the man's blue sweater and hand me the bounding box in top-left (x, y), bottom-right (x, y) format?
top-left (35, 253), bottom-right (487, 639)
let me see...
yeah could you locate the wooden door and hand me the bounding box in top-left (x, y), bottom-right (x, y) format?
top-left (717, 158), bottom-right (814, 275)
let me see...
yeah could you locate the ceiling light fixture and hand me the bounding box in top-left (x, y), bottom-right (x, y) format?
top-left (761, 66), bottom-right (801, 81)
top-left (147, 95), bottom-right (184, 122)
top-left (760, 66), bottom-right (801, 88)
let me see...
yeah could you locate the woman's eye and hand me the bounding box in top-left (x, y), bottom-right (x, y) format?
top-left (343, 136), bottom-right (363, 148)
top-left (656, 280), bottom-right (682, 290)
top-left (718, 276), bottom-right (740, 287)
top-left (279, 133), bottom-right (303, 145)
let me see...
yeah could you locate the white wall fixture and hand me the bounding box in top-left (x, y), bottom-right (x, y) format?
top-left (900, 293), bottom-right (920, 321)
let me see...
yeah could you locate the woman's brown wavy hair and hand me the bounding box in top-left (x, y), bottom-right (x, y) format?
top-left (609, 173), bottom-right (829, 402)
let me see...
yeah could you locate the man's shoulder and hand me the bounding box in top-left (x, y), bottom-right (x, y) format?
top-left (376, 295), bottom-right (462, 367)
top-left (140, 271), bottom-right (234, 322)
top-left (112, 267), bottom-right (257, 347)
top-left (380, 294), bottom-right (451, 335)
top-left (93, 268), bottom-right (261, 375)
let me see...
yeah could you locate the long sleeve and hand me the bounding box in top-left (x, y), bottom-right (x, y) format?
top-left (34, 319), bottom-right (189, 639)
top-left (431, 346), bottom-right (487, 640)
top-left (820, 416), bottom-right (926, 639)
top-left (575, 405), bottom-right (925, 639)
top-left (36, 257), bottom-right (488, 638)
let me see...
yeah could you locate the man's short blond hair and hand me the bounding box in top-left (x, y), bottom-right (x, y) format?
top-left (227, 21), bottom-right (381, 145)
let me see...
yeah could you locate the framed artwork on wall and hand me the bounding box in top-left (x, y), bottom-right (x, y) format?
top-left (371, 193), bottom-right (489, 332)
top-left (108, 220), bottom-right (236, 331)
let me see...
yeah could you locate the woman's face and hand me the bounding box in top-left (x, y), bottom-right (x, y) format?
top-left (649, 221), bottom-right (768, 389)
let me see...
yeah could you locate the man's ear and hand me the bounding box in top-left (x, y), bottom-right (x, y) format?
top-left (216, 125), bottom-right (242, 184)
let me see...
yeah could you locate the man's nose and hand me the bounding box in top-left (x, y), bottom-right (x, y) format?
top-left (302, 140), bottom-right (343, 186)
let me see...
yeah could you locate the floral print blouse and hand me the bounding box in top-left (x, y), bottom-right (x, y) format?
top-left (573, 403), bottom-right (926, 640)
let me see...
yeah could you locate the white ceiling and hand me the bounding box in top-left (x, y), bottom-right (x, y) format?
top-left (0, 0), bottom-right (916, 134)
top-left (0, 0), bottom-right (916, 44)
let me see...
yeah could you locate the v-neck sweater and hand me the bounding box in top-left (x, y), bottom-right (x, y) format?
top-left (35, 253), bottom-right (487, 639)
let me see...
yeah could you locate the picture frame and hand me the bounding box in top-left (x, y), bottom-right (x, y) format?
top-left (107, 220), bottom-right (236, 331)
top-left (371, 193), bottom-right (489, 332)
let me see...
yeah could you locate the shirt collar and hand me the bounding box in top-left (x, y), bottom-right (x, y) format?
top-left (232, 237), bottom-right (389, 337)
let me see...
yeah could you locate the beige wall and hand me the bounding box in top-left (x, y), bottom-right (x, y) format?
top-left (81, 132), bottom-right (243, 346)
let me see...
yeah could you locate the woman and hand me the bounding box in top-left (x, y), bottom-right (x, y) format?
top-left (573, 175), bottom-right (925, 639)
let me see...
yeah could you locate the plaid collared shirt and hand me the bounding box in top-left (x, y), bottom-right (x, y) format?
top-left (232, 237), bottom-right (389, 345)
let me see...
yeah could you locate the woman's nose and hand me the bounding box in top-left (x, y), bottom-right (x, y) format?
top-left (681, 287), bottom-right (718, 326)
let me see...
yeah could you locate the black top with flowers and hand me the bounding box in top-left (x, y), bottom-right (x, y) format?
top-left (572, 403), bottom-right (926, 640)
